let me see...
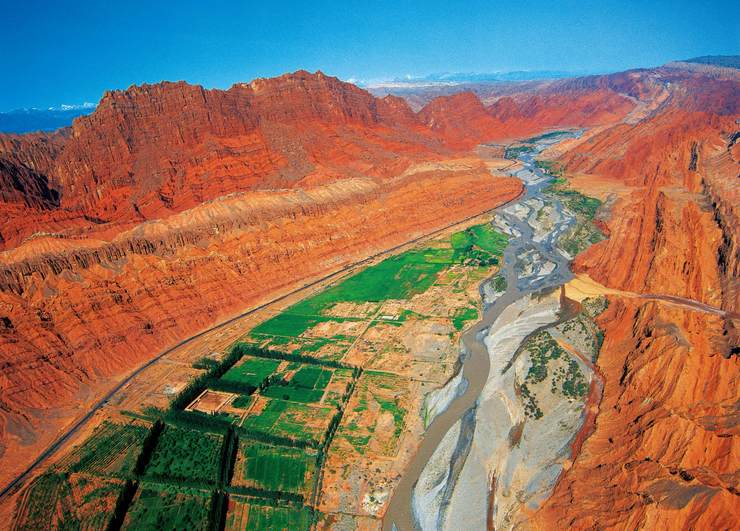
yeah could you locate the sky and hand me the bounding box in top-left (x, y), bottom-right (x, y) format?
top-left (0, 0), bottom-right (738, 111)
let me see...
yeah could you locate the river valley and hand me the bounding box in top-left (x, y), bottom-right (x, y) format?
top-left (385, 132), bottom-right (608, 530)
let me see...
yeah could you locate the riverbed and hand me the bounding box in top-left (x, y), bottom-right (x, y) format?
top-left (383, 132), bottom-right (595, 530)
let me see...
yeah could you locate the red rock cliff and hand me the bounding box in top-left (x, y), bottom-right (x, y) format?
top-left (534, 64), bottom-right (739, 529)
top-left (0, 71), bottom-right (523, 487)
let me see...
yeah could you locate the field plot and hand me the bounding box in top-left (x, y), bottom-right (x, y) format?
top-left (187, 389), bottom-right (234, 414)
top-left (241, 397), bottom-right (334, 444)
top-left (350, 316), bottom-right (456, 380)
top-left (123, 486), bottom-right (211, 530)
top-left (232, 441), bottom-right (316, 495)
top-left (145, 426), bottom-right (223, 485)
top-left (231, 394), bottom-right (254, 409)
top-left (225, 497), bottom-right (313, 531)
top-left (248, 223), bottom-right (505, 365)
top-left (262, 364), bottom-right (333, 404)
top-left (55, 420), bottom-right (149, 478)
top-left (335, 371), bottom-right (410, 457)
top-left (13, 472), bottom-right (123, 531)
top-left (322, 368), bottom-right (355, 407)
top-left (221, 356), bottom-right (281, 387)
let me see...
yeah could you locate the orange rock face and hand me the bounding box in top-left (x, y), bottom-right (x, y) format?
top-left (417, 84), bottom-right (636, 148)
top-left (534, 64), bottom-right (740, 528)
top-left (0, 71), bottom-right (525, 487)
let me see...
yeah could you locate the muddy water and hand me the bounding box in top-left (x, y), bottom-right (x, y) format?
top-left (383, 133), bottom-right (580, 531)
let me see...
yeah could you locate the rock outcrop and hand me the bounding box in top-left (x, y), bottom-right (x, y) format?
top-left (534, 63), bottom-right (739, 529)
top-left (0, 71), bottom-right (526, 487)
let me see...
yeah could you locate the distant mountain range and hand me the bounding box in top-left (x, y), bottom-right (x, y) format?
top-left (3, 56), bottom-right (736, 134)
top-left (682, 55), bottom-right (740, 68)
top-left (0, 103), bottom-right (96, 134)
top-left (363, 70), bottom-right (580, 88)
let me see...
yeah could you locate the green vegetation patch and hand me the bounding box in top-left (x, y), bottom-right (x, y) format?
top-left (232, 394), bottom-right (254, 409)
top-left (451, 224), bottom-right (508, 266)
top-left (124, 487), bottom-right (211, 530)
top-left (526, 130), bottom-right (571, 143)
top-left (541, 169), bottom-right (605, 257)
top-left (559, 359), bottom-right (589, 399)
top-left (145, 426), bottom-right (223, 485)
top-left (262, 385), bottom-right (324, 403)
top-left (262, 364), bottom-right (334, 404)
top-left (452, 306), bottom-right (479, 331)
top-left (250, 313), bottom-right (348, 340)
top-left (238, 442), bottom-right (314, 494)
top-left (226, 498), bottom-right (313, 531)
top-left (13, 473), bottom-right (122, 531)
top-left (242, 399), bottom-right (333, 443)
top-left (221, 357), bottom-right (280, 387)
top-left (524, 331), bottom-right (565, 384)
top-left (491, 274), bottom-right (507, 292)
top-left (505, 144), bottom-right (535, 159)
top-left (291, 248), bottom-right (454, 313)
top-left (57, 421), bottom-right (148, 478)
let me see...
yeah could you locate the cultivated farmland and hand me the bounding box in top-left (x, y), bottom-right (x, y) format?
top-left (123, 486), bottom-right (211, 530)
top-left (145, 426), bottom-right (223, 485)
top-left (225, 497), bottom-right (313, 531)
top-left (232, 441), bottom-right (316, 495)
top-left (56, 421), bottom-right (149, 478)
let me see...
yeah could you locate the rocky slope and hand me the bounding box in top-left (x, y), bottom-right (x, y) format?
top-left (0, 71), bottom-right (528, 488)
top-left (533, 63), bottom-right (739, 529)
top-left (417, 86), bottom-right (634, 149)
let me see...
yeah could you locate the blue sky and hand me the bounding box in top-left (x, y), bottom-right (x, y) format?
top-left (0, 0), bottom-right (737, 111)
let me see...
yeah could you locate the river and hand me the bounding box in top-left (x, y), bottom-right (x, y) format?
top-left (383, 131), bottom-right (586, 530)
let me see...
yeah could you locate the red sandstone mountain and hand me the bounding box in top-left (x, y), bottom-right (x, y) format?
top-left (533, 63), bottom-right (739, 529)
top-left (0, 71), bottom-right (523, 486)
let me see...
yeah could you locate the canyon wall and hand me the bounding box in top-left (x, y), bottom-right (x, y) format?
top-left (534, 64), bottom-right (739, 529)
top-left (0, 72), bottom-right (526, 487)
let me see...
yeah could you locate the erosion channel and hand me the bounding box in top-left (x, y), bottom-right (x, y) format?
top-left (385, 131), bottom-right (607, 530)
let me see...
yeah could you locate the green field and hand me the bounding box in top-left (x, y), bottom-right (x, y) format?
top-left (57, 421), bottom-right (148, 478)
top-left (262, 365), bottom-right (333, 403)
top-left (226, 498), bottom-right (313, 531)
top-left (232, 394), bottom-right (254, 409)
top-left (242, 399), bottom-right (333, 443)
top-left (221, 357), bottom-right (281, 387)
top-left (237, 441), bottom-right (314, 493)
top-left (251, 223), bottom-right (506, 343)
top-left (450, 223), bottom-right (508, 261)
top-left (145, 426), bottom-right (223, 485)
top-left (452, 305), bottom-right (479, 331)
top-left (124, 487), bottom-right (211, 530)
top-left (262, 385), bottom-right (325, 403)
top-left (13, 473), bottom-right (122, 531)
